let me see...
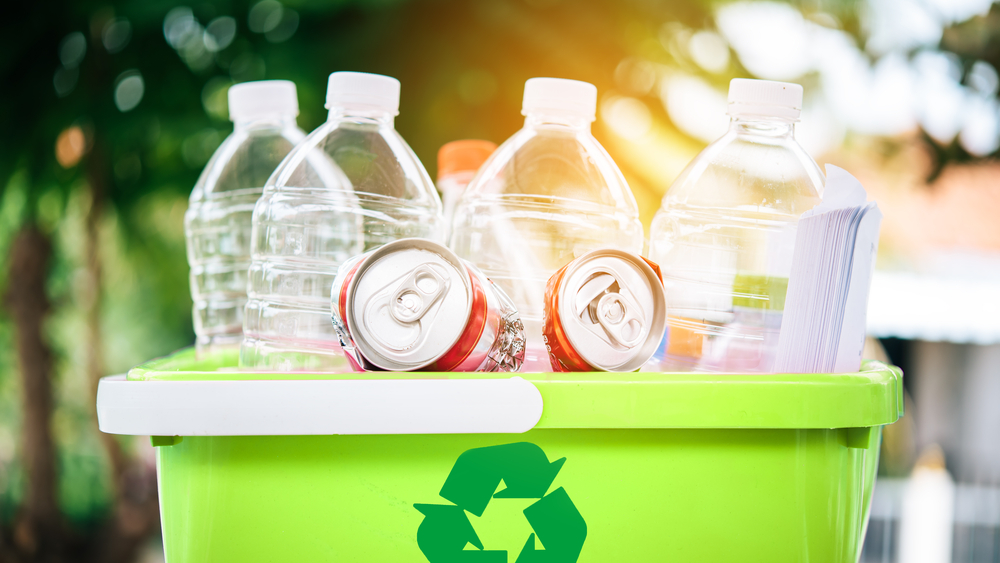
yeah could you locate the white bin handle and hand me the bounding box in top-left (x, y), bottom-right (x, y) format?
top-left (96, 375), bottom-right (543, 436)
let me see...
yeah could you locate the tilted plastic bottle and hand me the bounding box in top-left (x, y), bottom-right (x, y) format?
top-left (436, 139), bottom-right (496, 239)
top-left (241, 72), bottom-right (444, 371)
top-left (185, 80), bottom-right (305, 356)
top-left (648, 78), bottom-right (824, 373)
top-left (450, 78), bottom-right (644, 372)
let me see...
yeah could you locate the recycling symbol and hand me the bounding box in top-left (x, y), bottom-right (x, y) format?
top-left (414, 442), bottom-right (586, 562)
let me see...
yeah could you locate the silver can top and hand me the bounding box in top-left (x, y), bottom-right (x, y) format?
top-left (556, 249), bottom-right (666, 371)
top-left (346, 239), bottom-right (472, 371)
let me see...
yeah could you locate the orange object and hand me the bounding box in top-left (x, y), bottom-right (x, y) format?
top-left (666, 317), bottom-right (705, 359)
top-left (437, 140), bottom-right (497, 180)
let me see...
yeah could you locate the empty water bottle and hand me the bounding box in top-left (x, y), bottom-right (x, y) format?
top-left (648, 79), bottom-right (824, 372)
top-left (185, 80), bottom-right (304, 356)
top-left (241, 72), bottom-right (444, 370)
top-left (450, 78), bottom-right (644, 372)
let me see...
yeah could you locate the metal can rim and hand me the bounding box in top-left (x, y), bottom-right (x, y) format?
top-left (344, 238), bottom-right (474, 371)
top-left (553, 249), bottom-right (667, 372)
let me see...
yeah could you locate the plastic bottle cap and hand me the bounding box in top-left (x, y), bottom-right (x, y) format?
top-left (727, 78), bottom-right (802, 120)
top-left (228, 80), bottom-right (299, 121)
top-left (437, 140), bottom-right (497, 180)
top-left (522, 77), bottom-right (598, 121)
top-left (325, 71), bottom-right (401, 115)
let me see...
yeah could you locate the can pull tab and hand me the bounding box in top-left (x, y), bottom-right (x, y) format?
top-left (576, 272), bottom-right (645, 349)
top-left (595, 292), bottom-right (644, 349)
top-left (390, 265), bottom-right (448, 324)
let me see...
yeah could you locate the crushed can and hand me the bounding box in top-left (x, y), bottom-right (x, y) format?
top-left (543, 249), bottom-right (667, 372)
top-left (331, 238), bottom-right (525, 372)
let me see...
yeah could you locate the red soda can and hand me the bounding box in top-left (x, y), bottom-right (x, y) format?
top-left (542, 249), bottom-right (667, 372)
top-left (331, 238), bottom-right (525, 372)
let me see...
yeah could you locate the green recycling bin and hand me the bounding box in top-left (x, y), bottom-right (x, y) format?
top-left (96, 348), bottom-right (902, 563)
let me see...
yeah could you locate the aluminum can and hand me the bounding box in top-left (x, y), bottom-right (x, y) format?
top-left (331, 238), bottom-right (525, 372)
top-left (542, 249), bottom-right (667, 372)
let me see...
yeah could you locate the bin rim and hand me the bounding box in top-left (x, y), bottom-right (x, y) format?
top-left (113, 347), bottom-right (902, 431)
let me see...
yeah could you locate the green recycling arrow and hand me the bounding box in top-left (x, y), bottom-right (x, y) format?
top-left (441, 441), bottom-right (566, 517)
top-left (515, 488), bottom-right (587, 563)
top-left (415, 442), bottom-right (587, 563)
top-left (413, 504), bottom-right (506, 562)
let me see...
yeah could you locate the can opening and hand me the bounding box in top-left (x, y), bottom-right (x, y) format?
top-left (595, 292), bottom-right (644, 349)
top-left (577, 272), bottom-right (645, 350)
top-left (390, 265), bottom-right (448, 324)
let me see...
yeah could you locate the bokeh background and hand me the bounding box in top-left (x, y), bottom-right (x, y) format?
top-left (2, 0), bottom-right (999, 561)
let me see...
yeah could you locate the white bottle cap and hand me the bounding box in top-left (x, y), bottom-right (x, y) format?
top-left (228, 80), bottom-right (299, 122)
top-left (727, 78), bottom-right (802, 120)
top-left (522, 77), bottom-right (598, 122)
top-left (325, 71), bottom-right (401, 115)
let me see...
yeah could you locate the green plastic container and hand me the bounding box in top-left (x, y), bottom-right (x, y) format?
top-left (101, 349), bottom-right (902, 563)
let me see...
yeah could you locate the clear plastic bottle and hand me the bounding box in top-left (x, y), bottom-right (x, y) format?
top-left (241, 72), bottom-right (444, 371)
top-left (648, 79), bottom-right (824, 373)
top-left (450, 78), bottom-right (644, 372)
top-left (185, 80), bottom-right (305, 356)
top-left (436, 139), bottom-right (496, 240)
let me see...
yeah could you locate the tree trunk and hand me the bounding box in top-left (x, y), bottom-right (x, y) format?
top-left (4, 225), bottom-right (61, 559)
top-left (0, 185), bottom-right (160, 563)
top-left (83, 154), bottom-right (124, 488)
top-left (84, 143), bottom-right (160, 563)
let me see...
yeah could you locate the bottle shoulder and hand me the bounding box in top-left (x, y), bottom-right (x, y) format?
top-left (191, 127), bottom-right (306, 201)
top-left (659, 132), bottom-right (824, 216)
top-left (265, 119), bottom-right (441, 211)
top-left (460, 126), bottom-right (638, 215)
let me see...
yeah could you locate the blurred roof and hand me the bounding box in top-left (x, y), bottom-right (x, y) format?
top-left (868, 269), bottom-right (1000, 344)
top-left (829, 140), bottom-right (1000, 258)
top-left (827, 141), bottom-right (1000, 344)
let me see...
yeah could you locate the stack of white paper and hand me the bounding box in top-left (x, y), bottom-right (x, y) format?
top-left (773, 164), bottom-right (883, 374)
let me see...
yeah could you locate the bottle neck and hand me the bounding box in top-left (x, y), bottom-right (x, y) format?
top-left (327, 106), bottom-right (396, 127)
top-left (233, 114), bottom-right (299, 132)
top-left (729, 115), bottom-right (795, 138)
top-left (524, 111), bottom-right (592, 133)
